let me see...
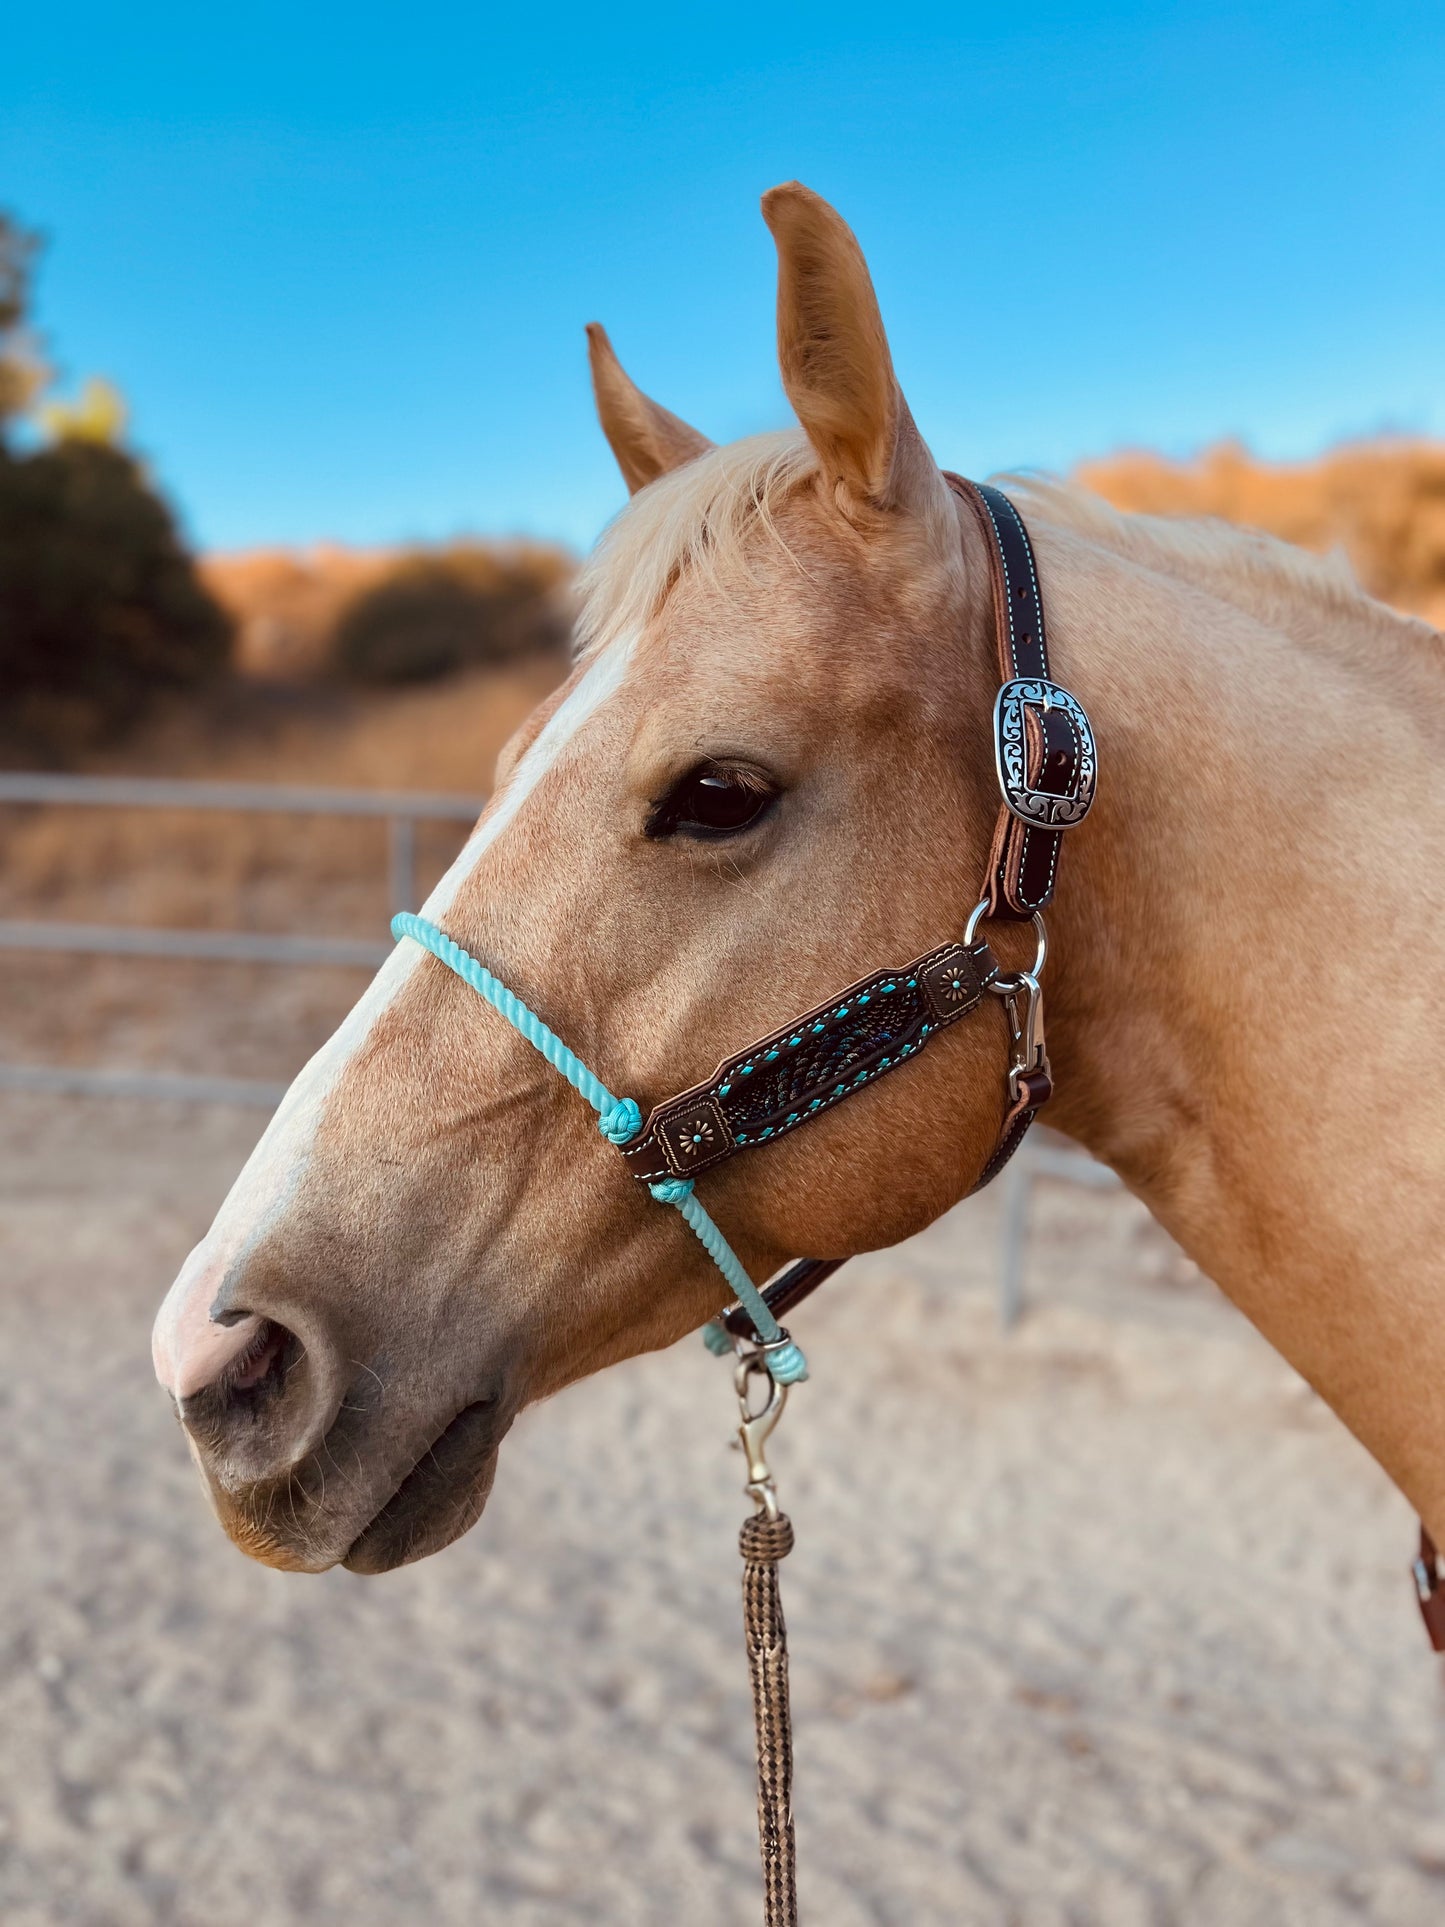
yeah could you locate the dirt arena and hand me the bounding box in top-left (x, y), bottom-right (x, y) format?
top-left (4, 1086), bottom-right (1443, 1926)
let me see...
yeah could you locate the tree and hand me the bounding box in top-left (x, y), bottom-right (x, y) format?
top-left (0, 212), bottom-right (46, 430)
top-left (0, 439), bottom-right (232, 749)
top-left (334, 543), bottom-right (572, 684)
top-left (0, 210), bottom-right (231, 754)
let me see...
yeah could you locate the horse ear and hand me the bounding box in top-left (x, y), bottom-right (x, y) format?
top-left (586, 323), bottom-right (713, 495)
top-left (761, 182), bottom-right (949, 526)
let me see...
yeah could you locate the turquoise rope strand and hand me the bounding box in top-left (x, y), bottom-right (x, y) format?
top-left (391, 913), bottom-right (807, 1384)
top-left (390, 912), bottom-right (638, 1137)
top-left (644, 1175), bottom-right (807, 1380)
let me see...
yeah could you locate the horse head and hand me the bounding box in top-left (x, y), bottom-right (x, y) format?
top-left (151, 184), bottom-right (1023, 1572)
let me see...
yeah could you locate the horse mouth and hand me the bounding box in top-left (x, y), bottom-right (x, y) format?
top-left (342, 1397), bottom-right (509, 1575)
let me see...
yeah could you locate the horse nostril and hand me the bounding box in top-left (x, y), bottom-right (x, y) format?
top-left (219, 1318), bottom-right (296, 1404)
top-left (176, 1312), bottom-right (333, 1486)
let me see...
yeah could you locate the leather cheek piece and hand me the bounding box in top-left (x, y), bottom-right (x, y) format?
top-left (621, 940), bottom-right (999, 1184)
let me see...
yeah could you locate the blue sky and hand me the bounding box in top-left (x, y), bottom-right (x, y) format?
top-left (3, 2), bottom-right (1441, 553)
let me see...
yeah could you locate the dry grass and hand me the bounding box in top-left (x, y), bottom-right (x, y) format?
top-left (201, 546), bottom-right (395, 680)
top-left (0, 659), bottom-right (563, 932)
top-left (1078, 439), bottom-right (1445, 626)
top-left (0, 655), bottom-right (567, 1080)
top-left (205, 538), bottom-right (574, 681)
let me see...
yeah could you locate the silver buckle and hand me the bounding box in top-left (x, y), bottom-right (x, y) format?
top-left (993, 678), bottom-right (1097, 829)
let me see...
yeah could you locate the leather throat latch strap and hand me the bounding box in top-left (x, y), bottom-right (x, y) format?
top-left (1415, 1528), bottom-right (1445, 1650)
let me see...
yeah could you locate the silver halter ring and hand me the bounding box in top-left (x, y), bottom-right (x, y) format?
top-left (963, 896), bottom-right (1048, 995)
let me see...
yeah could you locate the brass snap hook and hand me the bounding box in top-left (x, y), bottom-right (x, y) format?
top-left (1004, 969), bottom-right (1048, 1101)
top-left (734, 1352), bottom-right (789, 1519)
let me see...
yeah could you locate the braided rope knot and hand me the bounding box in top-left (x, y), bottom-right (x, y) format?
top-left (759, 1340), bottom-right (808, 1385)
top-left (740, 1510), bottom-right (795, 1564)
top-left (597, 1096), bottom-right (642, 1145)
top-left (648, 1176), bottom-right (695, 1206)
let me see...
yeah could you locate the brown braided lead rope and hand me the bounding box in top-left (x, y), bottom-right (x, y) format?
top-left (740, 1508), bottom-right (798, 1926)
top-left (733, 1348), bottom-right (799, 1925)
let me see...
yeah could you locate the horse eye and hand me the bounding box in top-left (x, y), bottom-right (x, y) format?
top-left (647, 763), bottom-right (779, 841)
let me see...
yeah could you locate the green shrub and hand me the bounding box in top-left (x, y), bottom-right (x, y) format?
top-left (333, 543), bottom-right (571, 685)
top-left (0, 438), bottom-right (232, 751)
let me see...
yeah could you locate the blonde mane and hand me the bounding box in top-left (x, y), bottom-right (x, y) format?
top-left (576, 431), bottom-right (820, 657)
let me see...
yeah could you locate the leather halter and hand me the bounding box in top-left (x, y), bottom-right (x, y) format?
top-left (397, 481), bottom-right (1096, 1372)
top-left (629, 477), bottom-right (1098, 1341)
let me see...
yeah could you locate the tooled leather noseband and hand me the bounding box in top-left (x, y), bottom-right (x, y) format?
top-left (624, 476), bottom-right (1098, 1342)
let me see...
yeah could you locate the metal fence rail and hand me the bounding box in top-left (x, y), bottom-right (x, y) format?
top-left (0, 1062), bottom-right (289, 1107)
top-left (0, 919), bottom-right (390, 968)
top-left (0, 772), bottom-right (487, 921)
top-left (0, 771), bottom-right (484, 1107)
top-left (997, 1129), bottom-right (1121, 1327)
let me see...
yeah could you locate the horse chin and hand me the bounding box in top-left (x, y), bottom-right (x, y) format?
top-left (342, 1399), bottom-right (509, 1575)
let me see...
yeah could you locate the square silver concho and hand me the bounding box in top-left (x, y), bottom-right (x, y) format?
top-left (656, 1096), bottom-right (733, 1174)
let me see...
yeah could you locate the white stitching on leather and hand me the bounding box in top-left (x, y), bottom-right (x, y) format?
top-left (974, 489), bottom-right (1020, 676)
top-left (984, 485), bottom-right (1060, 909)
top-left (991, 490), bottom-right (1044, 650)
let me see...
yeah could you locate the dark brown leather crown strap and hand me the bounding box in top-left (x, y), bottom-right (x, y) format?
top-left (944, 475), bottom-right (1094, 921)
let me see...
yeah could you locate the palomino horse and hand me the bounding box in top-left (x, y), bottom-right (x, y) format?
top-left (154, 183), bottom-right (1444, 1589)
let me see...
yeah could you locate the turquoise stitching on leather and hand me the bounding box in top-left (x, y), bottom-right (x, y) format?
top-left (391, 912), bottom-right (807, 1385)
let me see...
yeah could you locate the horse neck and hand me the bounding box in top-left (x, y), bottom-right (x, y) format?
top-left (1025, 518), bottom-right (1445, 1531)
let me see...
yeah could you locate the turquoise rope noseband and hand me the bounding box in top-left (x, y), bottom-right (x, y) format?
top-left (391, 912), bottom-right (807, 1384)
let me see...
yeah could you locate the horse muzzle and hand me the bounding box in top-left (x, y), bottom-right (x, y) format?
top-left (171, 1307), bottom-right (516, 1574)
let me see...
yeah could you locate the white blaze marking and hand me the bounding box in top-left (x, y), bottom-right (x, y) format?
top-left (152, 638), bottom-right (636, 1393)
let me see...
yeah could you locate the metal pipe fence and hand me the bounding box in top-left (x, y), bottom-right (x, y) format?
top-left (0, 771), bottom-right (1113, 1321)
top-left (996, 1129), bottom-right (1121, 1328)
top-left (0, 771), bottom-right (484, 1106)
top-left (0, 772), bottom-right (484, 941)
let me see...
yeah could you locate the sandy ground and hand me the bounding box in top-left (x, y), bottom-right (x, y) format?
top-left (3, 1089), bottom-right (1443, 1926)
